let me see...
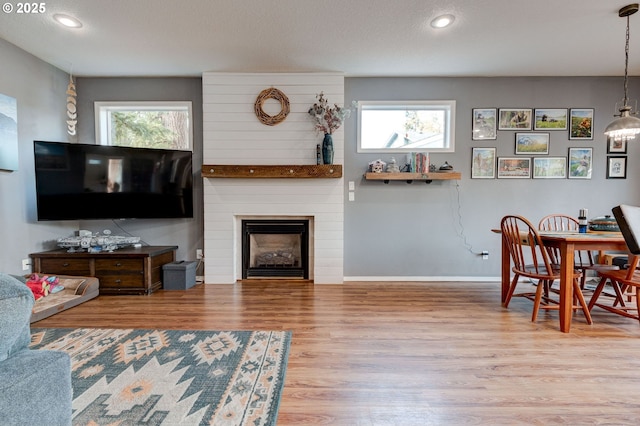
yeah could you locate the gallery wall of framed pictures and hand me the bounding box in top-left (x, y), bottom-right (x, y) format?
top-left (470, 107), bottom-right (622, 180)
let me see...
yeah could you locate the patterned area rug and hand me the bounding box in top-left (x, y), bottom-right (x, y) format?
top-left (30, 328), bottom-right (291, 426)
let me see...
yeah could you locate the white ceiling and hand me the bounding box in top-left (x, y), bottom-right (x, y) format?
top-left (0, 0), bottom-right (638, 78)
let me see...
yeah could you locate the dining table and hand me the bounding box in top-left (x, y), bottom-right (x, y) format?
top-left (499, 230), bottom-right (628, 332)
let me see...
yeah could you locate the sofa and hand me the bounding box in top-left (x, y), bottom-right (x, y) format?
top-left (0, 272), bottom-right (72, 425)
top-left (13, 274), bottom-right (100, 323)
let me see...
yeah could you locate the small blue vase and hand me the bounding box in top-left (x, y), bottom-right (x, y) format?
top-left (322, 133), bottom-right (334, 165)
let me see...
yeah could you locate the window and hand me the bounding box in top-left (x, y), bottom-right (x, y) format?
top-left (357, 100), bottom-right (455, 153)
top-left (95, 101), bottom-right (193, 150)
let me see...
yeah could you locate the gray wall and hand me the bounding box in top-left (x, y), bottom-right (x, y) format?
top-left (75, 77), bottom-right (204, 264)
top-left (0, 38), bottom-right (76, 274)
top-left (2, 37), bottom-right (638, 282)
top-left (343, 77), bottom-right (640, 278)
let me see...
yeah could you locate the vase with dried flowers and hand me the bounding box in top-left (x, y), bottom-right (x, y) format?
top-left (308, 92), bottom-right (351, 164)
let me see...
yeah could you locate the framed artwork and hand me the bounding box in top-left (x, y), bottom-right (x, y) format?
top-left (472, 108), bottom-right (497, 140)
top-left (515, 132), bottom-right (549, 155)
top-left (607, 137), bottom-right (628, 153)
top-left (497, 157), bottom-right (531, 178)
top-left (534, 108), bottom-right (568, 130)
top-left (607, 156), bottom-right (627, 179)
top-left (568, 147), bottom-right (593, 179)
top-left (498, 108), bottom-right (532, 130)
top-left (471, 147), bottom-right (496, 178)
top-left (0, 93), bottom-right (18, 171)
top-left (533, 157), bottom-right (567, 179)
top-left (569, 108), bottom-right (594, 140)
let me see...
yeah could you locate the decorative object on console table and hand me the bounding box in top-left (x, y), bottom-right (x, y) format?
top-left (57, 229), bottom-right (140, 253)
top-left (308, 91), bottom-right (351, 165)
top-left (30, 246), bottom-right (177, 295)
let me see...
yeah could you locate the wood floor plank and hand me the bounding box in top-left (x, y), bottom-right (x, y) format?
top-left (33, 281), bottom-right (640, 424)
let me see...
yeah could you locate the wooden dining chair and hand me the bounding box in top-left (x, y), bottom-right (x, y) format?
top-left (501, 215), bottom-right (592, 324)
top-left (538, 213), bottom-right (619, 289)
top-left (588, 205), bottom-right (640, 321)
top-left (588, 255), bottom-right (640, 321)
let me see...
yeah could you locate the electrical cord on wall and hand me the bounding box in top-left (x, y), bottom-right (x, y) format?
top-left (109, 219), bottom-right (150, 246)
top-left (452, 181), bottom-right (483, 256)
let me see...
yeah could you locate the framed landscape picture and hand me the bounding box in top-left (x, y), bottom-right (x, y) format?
top-left (607, 137), bottom-right (627, 153)
top-left (534, 108), bottom-right (567, 130)
top-left (569, 108), bottom-right (594, 140)
top-left (472, 108), bottom-right (497, 140)
top-left (607, 156), bottom-right (627, 179)
top-left (515, 132), bottom-right (549, 155)
top-left (533, 157), bottom-right (567, 179)
top-left (471, 147), bottom-right (496, 178)
top-left (498, 108), bottom-right (532, 130)
top-left (568, 147), bottom-right (592, 179)
top-left (497, 157), bottom-right (531, 178)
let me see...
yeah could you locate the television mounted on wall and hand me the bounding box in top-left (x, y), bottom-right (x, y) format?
top-left (33, 140), bottom-right (193, 220)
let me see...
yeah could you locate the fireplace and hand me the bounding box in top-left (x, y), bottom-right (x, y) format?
top-left (242, 219), bottom-right (309, 279)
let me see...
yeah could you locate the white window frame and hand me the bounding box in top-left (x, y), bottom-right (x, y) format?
top-left (357, 100), bottom-right (456, 153)
top-left (94, 101), bottom-right (193, 150)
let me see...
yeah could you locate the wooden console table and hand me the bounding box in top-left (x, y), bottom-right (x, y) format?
top-left (30, 246), bottom-right (178, 295)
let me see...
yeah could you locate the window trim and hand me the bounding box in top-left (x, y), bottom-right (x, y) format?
top-left (356, 100), bottom-right (456, 153)
top-left (94, 101), bottom-right (193, 150)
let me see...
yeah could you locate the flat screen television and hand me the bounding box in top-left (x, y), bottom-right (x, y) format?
top-left (34, 140), bottom-right (193, 220)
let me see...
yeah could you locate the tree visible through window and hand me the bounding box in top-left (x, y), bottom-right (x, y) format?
top-left (95, 102), bottom-right (192, 150)
top-left (357, 100), bottom-right (455, 153)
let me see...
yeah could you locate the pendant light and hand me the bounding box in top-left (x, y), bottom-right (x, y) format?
top-left (605, 4), bottom-right (640, 142)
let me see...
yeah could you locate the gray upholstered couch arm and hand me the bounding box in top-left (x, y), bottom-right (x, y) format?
top-left (0, 273), bottom-right (72, 425)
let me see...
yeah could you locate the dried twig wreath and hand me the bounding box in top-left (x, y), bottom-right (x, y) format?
top-left (254, 87), bottom-right (290, 126)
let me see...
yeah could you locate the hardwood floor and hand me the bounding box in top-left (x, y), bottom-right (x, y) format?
top-left (35, 281), bottom-right (640, 425)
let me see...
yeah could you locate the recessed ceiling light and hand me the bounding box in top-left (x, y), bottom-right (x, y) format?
top-left (431, 14), bottom-right (455, 29)
top-left (53, 14), bottom-right (83, 29)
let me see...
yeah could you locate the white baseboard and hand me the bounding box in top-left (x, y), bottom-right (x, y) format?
top-left (343, 276), bottom-right (501, 282)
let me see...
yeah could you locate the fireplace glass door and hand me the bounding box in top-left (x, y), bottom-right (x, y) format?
top-left (242, 220), bottom-right (309, 279)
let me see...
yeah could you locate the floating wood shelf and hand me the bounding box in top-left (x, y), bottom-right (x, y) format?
top-left (364, 171), bottom-right (461, 184)
top-left (202, 164), bottom-right (342, 179)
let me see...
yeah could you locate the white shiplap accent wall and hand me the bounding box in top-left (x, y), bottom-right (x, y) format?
top-left (202, 72), bottom-right (344, 284)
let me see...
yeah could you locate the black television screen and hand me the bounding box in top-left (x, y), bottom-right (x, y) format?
top-left (34, 141), bottom-right (193, 220)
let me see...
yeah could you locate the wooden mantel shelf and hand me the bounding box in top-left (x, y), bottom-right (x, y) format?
top-left (202, 164), bottom-right (342, 179)
top-left (364, 171), bottom-right (461, 184)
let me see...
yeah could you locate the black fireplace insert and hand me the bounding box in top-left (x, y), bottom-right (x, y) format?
top-left (242, 219), bottom-right (309, 279)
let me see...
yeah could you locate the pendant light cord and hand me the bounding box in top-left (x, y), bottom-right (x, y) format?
top-left (624, 14), bottom-right (631, 107)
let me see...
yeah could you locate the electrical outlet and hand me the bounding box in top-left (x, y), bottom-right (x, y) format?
top-left (196, 249), bottom-right (204, 260)
top-left (21, 258), bottom-right (31, 271)
top-left (481, 250), bottom-right (489, 260)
